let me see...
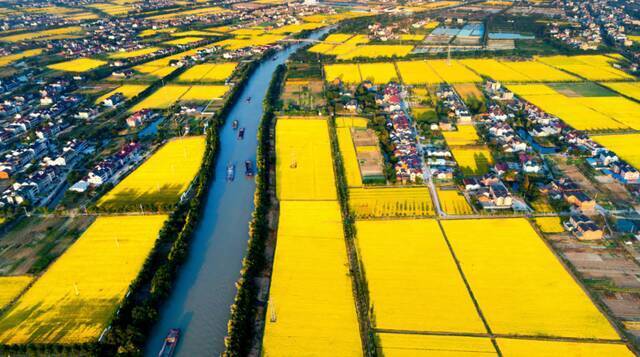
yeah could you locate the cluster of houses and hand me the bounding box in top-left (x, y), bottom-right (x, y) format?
top-left (564, 213), bottom-right (605, 240)
top-left (0, 139), bottom-right (87, 208)
top-left (381, 84), bottom-right (424, 183)
top-left (69, 141), bottom-right (142, 193)
top-left (0, 139), bottom-right (51, 179)
top-left (434, 84), bottom-right (472, 129)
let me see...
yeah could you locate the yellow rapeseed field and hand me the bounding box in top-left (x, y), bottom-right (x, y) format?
top-left (427, 59), bottom-right (482, 83)
top-left (177, 63), bottom-right (237, 82)
top-left (0, 48), bottom-right (43, 67)
top-left (442, 218), bottom-right (620, 339)
top-left (212, 34), bottom-right (285, 50)
top-left (571, 96), bottom-right (640, 130)
top-left (592, 134), bottom-right (640, 170)
top-left (0, 276), bottom-right (32, 309)
top-left (337, 128), bottom-right (363, 187)
top-left (600, 81), bottom-right (640, 101)
top-left (1, 26), bottom-right (84, 42)
top-left (0, 215), bottom-right (167, 344)
top-left (324, 64), bottom-right (361, 84)
top-left (356, 219), bottom-right (486, 333)
top-left (163, 36), bottom-right (204, 46)
top-left (501, 61), bottom-right (578, 82)
top-left (377, 333), bottom-right (497, 356)
top-left (180, 85), bottom-right (230, 101)
top-left (108, 46), bottom-right (161, 59)
top-left (130, 85), bottom-right (190, 111)
top-left (399, 34), bottom-right (425, 41)
top-left (170, 30), bottom-right (219, 37)
top-left (461, 58), bottom-right (530, 82)
top-left (442, 125), bottom-right (480, 146)
top-left (275, 118), bottom-right (336, 200)
top-left (508, 85), bottom-right (633, 131)
top-left (148, 6), bottom-right (229, 20)
top-left (324, 33), bottom-right (355, 43)
top-left (450, 147), bottom-right (493, 175)
top-left (262, 201), bottom-right (362, 356)
top-left (336, 116), bottom-right (368, 128)
top-left (270, 22), bottom-right (325, 34)
top-left (139, 27), bottom-right (176, 37)
top-left (496, 339), bottom-right (634, 356)
top-left (48, 58), bottom-right (107, 73)
top-left (98, 136), bottom-right (205, 208)
top-left (358, 63), bottom-right (399, 84)
top-left (397, 61), bottom-right (442, 85)
top-left (349, 187), bottom-right (435, 218)
top-left (537, 54), bottom-right (634, 81)
top-left (437, 189), bottom-right (473, 215)
top-left (96, 84), bottom-right (149, 104)
top-left (336, 45), bottom-right (414, 60)
top-left (535, 216), bottom-right (565, 233)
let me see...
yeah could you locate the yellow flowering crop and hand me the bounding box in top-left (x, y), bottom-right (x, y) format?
top-left (441, 218), bottom-right (620, 339)
top-left (437, 189), bottom-right (473, 215)
top-left (180, 85), bottom-right (230, 101)
top-left (534, 216), bottom-right (565, 233)
top-left (262, 201), bottom-right (362, 356)
top-left (450, 147), bottom-right (493, 175)
top-left (0, 276), bottom-right (32, 308)
top-left (324, 33), bottom-right (355, 43)
top-left (95, 84), bottom-right (149, 104)
top-left (377, 333), bottom-right (496, 356)
top-left (336, 45), bottom-right (414, 60)
top-left (508, 85), bottom-right (633, 131)
top-left (1, 26), bottom-right (83, 42)
top-left (0, 215), bottom-right (167, 344)
top-left (337, 128), bottom-right (363, 187)
top-left (427, 59), bottom-right (482, 83)
top-left (109, 47), bottom-right (161, 59)
top-left (501, 61), bottom-right (578, 82)
top-left (336, 116), bottom-right (368, 128)
top-left (98, 136), bottom-right (205, 208)
top-left (442, 125), bottom-right (480, 146)
top-left (275, 117), bottom-right (336, 200)
top-left (537, 54), bottom-right (634, 81)
top-left (163, 36), bottom-right (203, 46)
top-left (148, 6), bottom-right (229, 21)
top-left (177, 63), bottom-right (237, 82)
top-left (496, 338), bottom-right (634, 356)
top-left (461, 58), bottom-right (530, 82)
top-left (270, 22), bottom-right (325, 34)
top-left (324, 63), bottom-right (361, 83)
top-left (399, 34), bottom-right (425, 41)
top-left (358, 63), bottom-right (399, 84)
top-left (397, 61), bottom-right (443, 85)
top-left (357, 219), bottom-right (486, 332)
top-left (600, 81), bottom-right (640, 101)
top-left (592, 133), bottom-right (640, 170)
top-left (349, 187), bottom-right (435, 218)
top-left (48, 58), bottom-right (106, 73)
top-left (130, 85), bottom-right (190, 111)
top-left (0, 48), bottom-right (43, 67)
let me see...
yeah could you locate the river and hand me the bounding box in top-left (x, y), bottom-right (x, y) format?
top-left (145, 28), bottom-right (329, 357)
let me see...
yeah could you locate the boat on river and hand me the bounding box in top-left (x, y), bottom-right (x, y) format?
top-left (245, 160), bottom-right (253, 177)
top-left (238, 127), bottom-right (245, 139)
top-left (227, 163), bottom-right (235, 181)
top-left (158, 328), bottom-right (180, 357)
top-left (232, 120), bottom-right (238, 130)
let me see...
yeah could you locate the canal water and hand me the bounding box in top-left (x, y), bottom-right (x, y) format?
top-left (145, 29), bottom-right (329, 356)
